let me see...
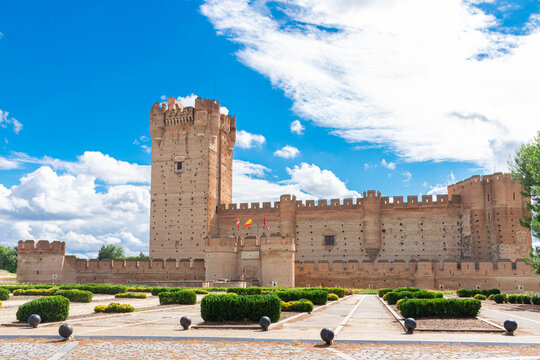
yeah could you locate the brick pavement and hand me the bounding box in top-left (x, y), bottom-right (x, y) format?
top-left (1, 339), bottom-right (539, 360)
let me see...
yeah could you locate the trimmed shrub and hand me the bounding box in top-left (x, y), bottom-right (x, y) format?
top-left (126, 286), bottom-right (152, 293)
top-left (151, 287), bottom-right (171, 296)
top-left (1, 284), bottom-right (56, 292)
top-left (115, 292), bottom-right (147, 299)
top-left (16, 296), bottom-right (70, 322)
top-left (274, 290), bottom-right (328, 305)
top-left (55, 290), bottom-right (93, 303)
top-left (94, 305), bottom-right (106, 312)
top-left (13, 287), bottom-right (58, 296)
top-left (281, 299), bottom-right (313, 313)
top-left (226, 287), bottom-right (263, 295)
top-left (192, 288), bottom-right (209, 295)
top-left (328, 293), bottom-right (339, 301)
top-left (521, 295), bottom-right (532, 305)
top-left (508, 295), bottom-right (519, 304)
top-left (394, 287), bottom-right (419, 293)
top-left (385, 290), bottom-right (442, 305)
top-left (0, 288), bottom-right (9, 301)
top-left (0, 300), bottom-right (2, 308)
top-left (201, 294), bottom-right (281, 323)
top-left (457, 288), bottom-right (500, 297)
top-left (493, 294), bottom-right (507, 303)
top-left (325, 288), bottom-right (346, 298)
top-left (396, 298), bottom-right (404, 311)
top-left (104, 302), bottom-right (134, 313)
top-left (532, 295), bottom-right (540, 305)
top-left (474, 294), bottom-right (487, 301)
top-left (488, 294), bottom-right (495, 300)
top-left (378, 288), bottom-right (393, 297)
top-left (399, 298), bottom-right (481, 318)
top-left (159, 290), bottom-right (197, 305)
top-left (59, 284), bottom-right (127, 295)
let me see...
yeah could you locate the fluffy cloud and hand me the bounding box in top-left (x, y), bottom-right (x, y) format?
top-left (0, 109), bottom-right (23, 134)
top-left (0, 156), bottom-right (20, 170)
top-left (201, 0), bottom-right (540, 171)
top-left (381, 159), bottom-right (396, 170)
top-left (176, 93), bottom-right (229, 115)
top-left (274, 145), bottom-right (300, 159)
top-left (290, 120), bottom-right (305, 134)
top-left (427, 172), bottom-right (457, 195)
top-left (236, 130), bottom-right (266, 148)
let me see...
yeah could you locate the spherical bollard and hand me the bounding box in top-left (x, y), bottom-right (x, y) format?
top-left (28, 314), bottom-right (41, 328)
top-left (58, 323), bottom-right (73, 340)
top-left (404, 318), bottom-right (417, 334)
top-left (503, 320), bottom-right (518, 335)
top-left (180, 316), bottom-right (191, 330)
top-left (259, 316), bottom-right (271, 331)
top-left (320, 328), bottom-right (334, 345)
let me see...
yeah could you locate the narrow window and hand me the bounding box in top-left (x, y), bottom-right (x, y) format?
top-left (324, 235), bottom-right (335, 246)
top-left (487, 194), bottom-right (490, 201)
top-left (513, 192), bottom-right (516, 200)
top-left (176, 161), bottom-right (183, 170)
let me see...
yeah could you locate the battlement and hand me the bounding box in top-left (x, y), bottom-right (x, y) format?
top-left (195, 97), bottom-right (221, 112)
top-left (17, 240), bottom-right (65, 254)
top-left (217, 193), bottom-right (461, 214)
top-left (448, 172), bottom-right (510, 190)
top-left (165, 106), bottom-right (194, 125)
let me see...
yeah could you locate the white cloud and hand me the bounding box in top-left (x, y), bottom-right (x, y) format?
top-left (381, 159), bottom-right (396, 170)
top-left (274, 145), bottom-right (300, 159)
top-left (427, 171), bottom-right (456, 195)
top-left (201, 0), bottom-right (540, 171)
top-left (6, 151), bottom-right (150, 185)
top-left (176, 93), bottom-right (229, 115)
top-left (0, 109), bottom-right (23, 134)
top-left (133, 135), bottom-right (151, 154)
top-left (0, 156), bottom-right (20, 170)
top-left (290, 120), bottom-right (305, 134)
top-left (401, 170), bottom-right (412, 184)
top-left (236, 130), bottom-right (266, 149)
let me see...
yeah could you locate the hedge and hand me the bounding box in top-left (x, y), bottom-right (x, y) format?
top-left (281, 299), bottom-right (313, 313)
top-left (226, 287), bottom-right (263, 295)
top-left (323, 287), bottom-right (346, 298)
top-left (399, 298), bottom-right (481, 318)
top-left (385, 290), bottom-right (443, 305)
top-left (456, 289), bottom-right (500, 297)
top-left (378, 288), bottom-right (393, 297)
top-left (533, 295), bottom-right (540, 305)
top-left (328, 294), bottom-right (339, 301)
top-left (59, 284), bottom-right (127, 295)
top-left (126, 286), bottom-right (153, 293)
top-left (159, 290), bottom-right (197, 305)
top-left (474, 294), bottom-right (487, 301)
top-left (493, 294), bottom-right (507, 303)
top-left (94, 305), bottom-right (107, 312)
top-left (13, 288), bottom-right (58, 296)
top-left (55, 290), bottom-right (93, 303)
top-left (151, 287), bottom-right (208, 296)
top-left (115, 292), bottom-right (147, 299)
top-left (274, 290), bottom-right (328, 305)
top-left (394, 287), bottom-right (419, 293)
top-left (0, 288), bottom-right (9, 301)
top-left (16, 296), bottom-right (70, 322)
top-left (1, 284), bottom-right (56, 292)
top-left (201, 294), bottom-right (281, 323)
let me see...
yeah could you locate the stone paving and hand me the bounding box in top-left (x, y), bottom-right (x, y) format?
top-left (0, 339), bottom-right (539, 360)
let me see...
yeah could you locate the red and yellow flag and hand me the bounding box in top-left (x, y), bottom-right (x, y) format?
top-left (264, 217), bottom-right (269, 231)
top-left (236, 217), bottom-right (240, 228)
top-left (243, 218), bottom-right (252, 228)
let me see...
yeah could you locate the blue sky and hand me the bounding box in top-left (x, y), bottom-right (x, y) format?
top-left (1, 0), bottom-right (539, 257)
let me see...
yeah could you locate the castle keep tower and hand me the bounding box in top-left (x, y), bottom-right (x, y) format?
top-left (149, 97), bottom-right (236, 260)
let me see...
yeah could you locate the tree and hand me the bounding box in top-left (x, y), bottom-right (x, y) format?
top-left (510, 130), bottom-right (540, 273)
top-left (0, 245), bottom-right (18, 273)
top-left (126, 252), bottom-right (150, 261)
top-left (97, 244), bottom-right (125, 260)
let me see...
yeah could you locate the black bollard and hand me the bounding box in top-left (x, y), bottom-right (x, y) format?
top-left (28, 314), bottom-right (41, 328)
top-left (404, 318), bottom-right (417, 334)
top-left (320, 328), bottom-right (335, 345)
top-left (503, 320), bottom-right (517, 335)
top-left (259, 316), bottom-right (271, 331)
top-left (180, 316), bottom-right (192, 330)
top-left (58, 323), bottom-right (73, 339)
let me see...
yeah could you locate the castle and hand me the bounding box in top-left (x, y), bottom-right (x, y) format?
top-left (17, 96), bottom-right (540, 291)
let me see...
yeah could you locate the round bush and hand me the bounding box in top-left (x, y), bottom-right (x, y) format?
top-left (328, 294), bottom-right (339, 301)
top-left (94, 305), bottom-right (106, 313)
top-left (0, 288), bottom-right (9, 301)
top-left (16, 296), bottom-right (70, 322)
top-left (378, 288), bottom-right (393, 298)
top-left (493, 294), bottom-right (507, 303)
top-left (488, 294), bottom-right (495, 301)
top-left (474, 294), bottom-right (487, 301)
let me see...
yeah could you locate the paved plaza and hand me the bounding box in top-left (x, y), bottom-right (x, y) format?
top-left (1, 294), bottom-right (539, 359)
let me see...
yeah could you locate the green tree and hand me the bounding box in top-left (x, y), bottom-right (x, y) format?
top-left (126, 252), bottom-right (149, 261)
top-left (0, 245), bottom-right (18, 273)
top-left (97, 244), bottom-right (125, 260)
top-left (510, 130), bottom-right (540, 273)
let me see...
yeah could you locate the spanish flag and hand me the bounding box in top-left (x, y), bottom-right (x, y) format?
top-left (243, 218), bottom-right (252, 228)
top-left (236, 217), bottom-right (240, 228)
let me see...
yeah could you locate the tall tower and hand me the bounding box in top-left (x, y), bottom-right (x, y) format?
top-left (149, 96), bottom-right (236, 260)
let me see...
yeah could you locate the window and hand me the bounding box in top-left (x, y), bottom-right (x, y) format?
top-left (176, 161), bottom-right (183, 170)
top-left (324, 235), bottom-right (335, 245)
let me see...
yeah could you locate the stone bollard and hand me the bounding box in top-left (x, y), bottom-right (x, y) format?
top-left (59, 323), bottom-right (73, 340)
top-left (404, 318), bottom-right (417, 334)
top-left (28, 314), bottom-right (41, 328)
top-left (180, 316), bottom-right (191, 330)
top-left (503, 320), bottom-right (518, 336)
top-left (259, 316), bottom-right (271, 331)
top-left (320, 328), bottom-right (334, 345)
